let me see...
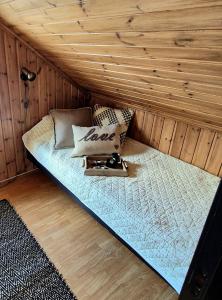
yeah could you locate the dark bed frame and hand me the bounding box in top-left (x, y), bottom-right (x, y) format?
top-left (27, 151), bottom-right (222, 300)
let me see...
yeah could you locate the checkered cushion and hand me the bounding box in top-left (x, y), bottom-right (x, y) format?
top-left (93, 104), bottom-right (134, 144)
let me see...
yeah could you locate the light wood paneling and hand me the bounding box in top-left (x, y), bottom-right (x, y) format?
top-left (169, 122), bottom-right (188, 158)
top-left (91, 92), bottom-right (222, 177)
top-left (0, 171), bottom-right (178, 300)
top-left (0, 24), bottom-right (87, 183)
top-left (0, 30), bottom-right (17, 179)
top-left (205, 133), bottom-right (222, 176)
top-left (0, 1), bottom-right (221, 131)
top-left (159, 119), bottom-right (176, 154)
top-left (0, 2), bottom-right (221, 178)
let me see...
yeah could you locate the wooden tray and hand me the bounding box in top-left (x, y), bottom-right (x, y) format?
top-left (83, 155), bottom-right (128, 177)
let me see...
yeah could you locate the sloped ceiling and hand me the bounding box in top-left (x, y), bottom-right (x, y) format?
top-left (0, 0), bottom-right (222, 130)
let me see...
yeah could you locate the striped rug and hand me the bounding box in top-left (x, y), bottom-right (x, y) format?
top-left (0, 199), bottom-right (77, 300)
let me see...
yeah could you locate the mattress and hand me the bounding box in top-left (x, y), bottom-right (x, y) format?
top-left (22, 115), bottom-right (220, 293)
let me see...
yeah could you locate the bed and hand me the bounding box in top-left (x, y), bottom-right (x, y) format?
top-left (22, 115), bottom-right (220, 294)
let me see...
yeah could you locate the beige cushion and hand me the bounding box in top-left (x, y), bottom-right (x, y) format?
top-left (50, 108), bottom-right (93, 149)
top-left (71, 124), bottom-right (121, 157)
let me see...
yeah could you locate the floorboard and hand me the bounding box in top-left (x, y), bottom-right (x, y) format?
top-left (0, 171), bottom-right (178, 300)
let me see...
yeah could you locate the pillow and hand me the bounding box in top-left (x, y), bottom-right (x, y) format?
top-left (50, 108), bottom-right (93, 149)
top-left (71, 124), bottom-right (121, 157)
top-left (93, 104), bottom-right (134, 144)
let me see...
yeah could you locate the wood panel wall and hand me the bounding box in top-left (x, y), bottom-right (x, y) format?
top-left (0, 23), bottom-right (87, 183)
top-left (0, 1), bottom-right (221, 179)
top-left (91, 93), bottom-right (222, 177)
top-left (0, 0), bottom-right (221, 132)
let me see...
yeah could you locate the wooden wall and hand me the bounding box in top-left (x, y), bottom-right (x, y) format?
top-left (0, 0), bottom-right (221, 132)
top-left (0, 1), bottom-right (221, 178)
top-left (0, 23), bottom-right (87, 183)
top-left (91, 93), bottom-right (222, 177)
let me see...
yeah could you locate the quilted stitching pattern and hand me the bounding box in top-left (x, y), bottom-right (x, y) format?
top-left (22, 116), bottom-right (220, 293)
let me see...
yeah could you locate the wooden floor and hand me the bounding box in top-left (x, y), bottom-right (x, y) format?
top-left (0, 171), bottom-right (178, 300)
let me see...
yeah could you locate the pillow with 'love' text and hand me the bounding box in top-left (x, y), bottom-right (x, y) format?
top-left (71, 124), bottom-right (121, 157)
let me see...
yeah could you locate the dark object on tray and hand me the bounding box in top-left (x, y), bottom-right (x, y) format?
top-left (106, 152), bottom-right (121, 168)
top-left (83, 154), bottom-right (128, 177)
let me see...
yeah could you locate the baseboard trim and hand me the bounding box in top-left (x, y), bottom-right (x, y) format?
top-left (0, 168), bottom-right (38, 187)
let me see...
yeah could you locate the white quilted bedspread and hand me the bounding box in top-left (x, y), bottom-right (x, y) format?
top-left (22, 115), bottom-right (220, 293)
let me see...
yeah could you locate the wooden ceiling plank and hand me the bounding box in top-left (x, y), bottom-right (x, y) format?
top-left (70, 74), bottom-right (222, 111)
top-left (78, 82), bottom-right (222, 127)
top-left (20, 6), bottom-right (222, 31)
top-left (69, 72), bottom-right (222, 105)
top-left (32, 30), bottom-right (222, 49)
top-left (55, 59), bottom-right (222, 87)
top-left (39, 44), bottom-right (222, 63)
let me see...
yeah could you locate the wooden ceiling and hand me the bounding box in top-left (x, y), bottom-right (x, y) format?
top-left (0, 0), bottom-right (222, 130)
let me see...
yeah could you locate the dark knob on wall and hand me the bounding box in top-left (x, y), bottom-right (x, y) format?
top-left (20, 67), bottom-right (36, 81)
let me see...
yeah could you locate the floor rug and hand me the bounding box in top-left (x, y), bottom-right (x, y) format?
top-left (0, 199), bottom-right (77, 300)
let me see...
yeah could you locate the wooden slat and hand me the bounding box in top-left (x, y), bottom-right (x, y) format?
top-left (27, 48), bottom-right (39, 128)
top-left (192, 129), bottom-right (215, 169)
top-left (5, 0), bottom-right (222, 21)
top-left (169, 122), bottom-right (188, 158)
top-left (150, 115), bottom-right (164, 149)
top-left (129, 110), bottom-right (145, 142)
top-left (47, 67), bottom-right (56, 110)
top-left (158, 118), bottom-right (176, 154)
top-left (4, 32), bottom-right (25, 174)
top-left (16, 39), bottom-right (34, 172)
top-left (44, 53), bottom-right (222, 78)
top-left (65, 66), bottom-right (222, 98)
top-left (205, 133), bottom-right (222, 176)
top-left (219, 165), bottom-right (222, 177)
top-left (179, 126), bottom-right (201, 163)
top-left (38, 57), bottom-right (48, 117)
top-left (142, 111), bottom-right (155, 145)
top-left (40, 44), bottom-right (222, 63)
top-left (78, 89), bottom-right (87, 107)
top-left (55, 73), bottom-right (63, 109)
top-left (71, 85), bottom-right (78, 108)
top-left (0, 117), bottom-right (7, 180)
top-left (35, 30), bottom-right (222, 49)
top-left (63, 65), bottom-right (222, 106)
top-left (0, 30), bottom-right (17, 178)
top-left (16, 40), bottom-right (27, 134)
top-left (62, 60), bottom-right (222, 87)
top-left (25, 6), bottom-right (222, 33)
top-left (63, 79), bottom-right (72, 108)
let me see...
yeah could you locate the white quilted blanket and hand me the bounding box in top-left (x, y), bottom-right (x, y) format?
top-left (22, 115), bottom-right (220, 293)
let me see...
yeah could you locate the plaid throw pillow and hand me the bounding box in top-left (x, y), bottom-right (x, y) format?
top-left (93, 104), bottom-right (134, 144)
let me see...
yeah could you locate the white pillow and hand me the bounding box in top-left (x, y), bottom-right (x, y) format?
top-left (71, 124), bottom-right (121, 157)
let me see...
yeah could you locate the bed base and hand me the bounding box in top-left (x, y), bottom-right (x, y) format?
top-left (27, 151), bottom-right (222, 300)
